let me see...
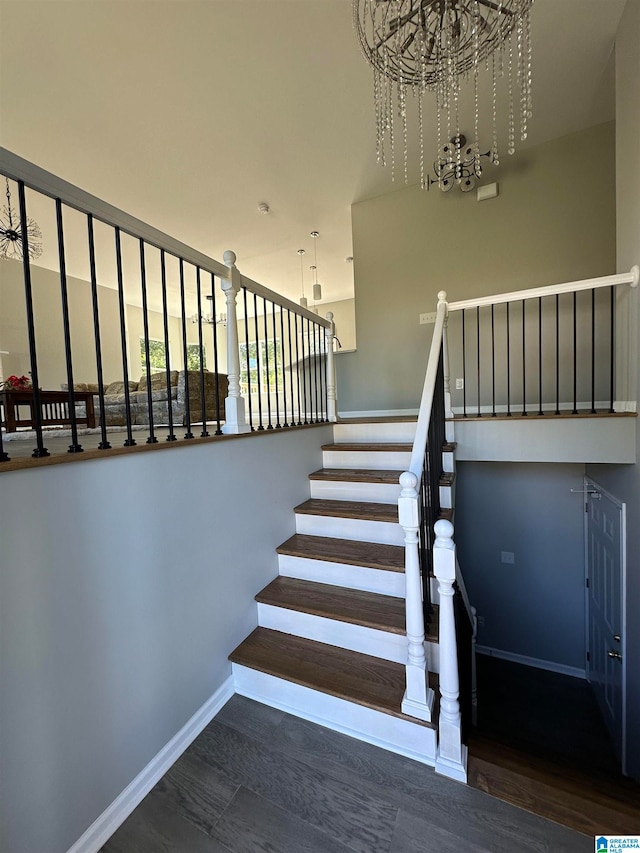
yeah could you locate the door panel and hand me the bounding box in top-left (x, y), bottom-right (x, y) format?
top-left (586, 481), bottom-right (623, 761)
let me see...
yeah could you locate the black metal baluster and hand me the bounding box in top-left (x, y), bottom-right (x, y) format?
top-left (179, 259), bottom-right (194, 438)
top-left (263, 297), bottom-right (273, 428)
top-left (300, 313), bottom-right (308, 424)
top-left (139, 239), bottom-right (158, 444)
top-left (311, 318), bottom-right (319, 422)
top-left (287, 310), bottom-right (295, 427)
top-left (253, 292), bottom-right (264, 430)
top-left (272, 302), bottom-right (281, 428)
top-left (55, 199), bottom-right (83, 453)
top-left (506, 302), bottom-right (511, 416)
top-left (280, 306), bottom-right (288, 427)
top-left (555, 294), bottom-right (560, 415)
top-left (591, 287), bottom-right (596, 414)
top-left (572, 291), bottom-right (578, 414)
top-left (196, 267), bottom-right (209, 436)
top-left (522, 299), bottom-right (527, 416)
top-left (294, 312), bottom-right (302, 425)
top-left (210, 275), bottom-right (223, 435)
top-left (461, 309), bottom-right (467, 417)
top-left (87, 215), bottom-right (110, 449)
top-left (491, 304), bottom-right (496, 417)
top-left (160, 250), bottom-right (177, 441)
top-left (114, 227), bottom-right (136, 446)
top-left (0, 395), bottom-right (9, 461)
top-left (538, 296), bottom-right (543, 415)
top-left (242, 287), bottom-right (254, 430)
top-left (476, 306), bottom-right (481, 417)
top-left (609, 285), bottom-right (615, 413)
top-left (318, 325), bottom-right (329, 424)
top-left (17, 182), bottom-right (48, 457)
top-left (313, 321), bottom-right (321, 422)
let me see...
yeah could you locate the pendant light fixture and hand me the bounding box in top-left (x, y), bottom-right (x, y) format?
top-left (310, 231), bottom-right (322, 302)
top-left (353, 0), bottom-right (534, 190)
top-left (298, 248), bottom-right (308, 308)
top-left (0, 177), bottom-right (43, 261)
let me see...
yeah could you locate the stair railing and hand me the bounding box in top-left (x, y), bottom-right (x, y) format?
top-left (0, 147), bottom-right (337, 464)
top-left (398, 289), bottom-right (469, 782)
top-left (446, 267), bottom-right (639, 418)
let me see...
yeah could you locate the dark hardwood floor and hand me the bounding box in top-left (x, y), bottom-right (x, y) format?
top-left (468, 654), bottom-right (640, 835)
top-left (102, 694), bottom-right (591, 853)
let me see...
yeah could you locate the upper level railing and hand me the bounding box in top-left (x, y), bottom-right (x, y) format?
top-left (0, 148), bottom-right (336, 465)
top-left (446, 268), bottom-right (639, 418)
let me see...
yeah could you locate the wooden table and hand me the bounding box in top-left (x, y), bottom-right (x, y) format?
top-left (0, 389), bottom-right (96, 433)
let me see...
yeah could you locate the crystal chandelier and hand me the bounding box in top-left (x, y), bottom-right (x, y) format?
top-left (353, 0), bottom-right (534, 190)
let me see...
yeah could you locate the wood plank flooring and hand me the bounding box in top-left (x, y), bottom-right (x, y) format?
top-left (277, 533), bottom-right (405, 571)
top-left (468, 655), bottom-right (640, 836)
top-left (102, 694), bottom-right (592, 853)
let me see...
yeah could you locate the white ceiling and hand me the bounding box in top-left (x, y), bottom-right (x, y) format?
top-left (0, 0), bottom-right (626, 305)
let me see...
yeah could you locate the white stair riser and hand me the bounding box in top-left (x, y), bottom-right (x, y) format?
top-left (232, 664), bottom-right (437, 766)
top-left (278, 554), bottom-right (405, 598)
top-left (257, 603), bottom-right (439, 672)
top-left (440, 484), bottom-right (454, 510)
top-left (445, 421), bottom-right (455, 443)
top-left (322, 450), bottom-right (412, 471)
top-left (310, 479), bottom-right (401, 503)
top-left (442, 450), bottom-right (455, 474)
top-left (295, 513), bottom-right (404, 546)
top-left (333, 422), bottom-right (417, 444)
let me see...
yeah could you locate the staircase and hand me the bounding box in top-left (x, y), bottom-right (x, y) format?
top-left (229, 418), bottom-right (456, 767)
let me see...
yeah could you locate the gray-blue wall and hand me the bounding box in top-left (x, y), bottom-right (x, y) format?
top-left (0, 427), bottom-right (331, 853)
top-left (455, 462), bottom-right (586, 671)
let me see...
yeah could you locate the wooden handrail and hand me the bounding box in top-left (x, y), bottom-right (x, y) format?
top-left (448, 266), bottom-right (639, 312)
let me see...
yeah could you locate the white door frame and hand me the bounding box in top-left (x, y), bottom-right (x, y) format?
top-left (583, 475), bottom-right (627, 774)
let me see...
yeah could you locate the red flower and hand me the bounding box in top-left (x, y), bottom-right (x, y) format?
top-left (1, 374), bottom-right (32, 390)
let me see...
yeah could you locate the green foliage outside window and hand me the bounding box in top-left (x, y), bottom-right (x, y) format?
top-left (140, 338), bottom-right (167, 372)
top-left (240, 339), bottom-right (283, 394)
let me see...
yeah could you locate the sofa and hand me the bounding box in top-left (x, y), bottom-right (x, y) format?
top-left (65, 370), bottom-right (228, 427)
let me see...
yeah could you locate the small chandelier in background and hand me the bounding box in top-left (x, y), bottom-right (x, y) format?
top-left (0, 177), bottom-right (43, 260)
top-left (426, 134), bottom-right (490, 192)
top-left (353, 0), bottom-right (534, 190)
top-left (191, 295), bottom-right (226, 326)
top-left (298, 248), bottom-right (308, 308)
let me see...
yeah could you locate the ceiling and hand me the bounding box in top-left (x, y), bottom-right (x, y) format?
top-left (0, 0), bottom-right (626, 306)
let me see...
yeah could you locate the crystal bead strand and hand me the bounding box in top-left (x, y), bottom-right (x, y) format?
top-left (507, 36), bottom-right (515, 155)
top-left (418, 88), bottom-right (425, 189)
top-left (491, 53), bottom-right (499, 165)
top-left (473, 0), bottom-right (480, 177)
top-left (400, 75), bottom-right (408, 184)
top-left (517, 14), bottom-right (525, 141)
top-left (524, 5), bottom-right (533, 133)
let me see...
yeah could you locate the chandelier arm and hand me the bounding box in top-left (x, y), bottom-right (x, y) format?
top-left (476, 0), bottom-right (515, 15)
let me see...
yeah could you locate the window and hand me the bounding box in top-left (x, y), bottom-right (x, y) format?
top-left (186, 343), bottom-right (206, 371)
top-left (140, 338), bottom-right (167, 373)
top-left (240, 339), bottom-right (283, 394)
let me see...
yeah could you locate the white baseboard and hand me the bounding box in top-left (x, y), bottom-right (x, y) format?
top-left (476, 646), bottom-right (586, 679)
top-left (67, 676), bottom-right (235, 853)
top-left (337, 408), bottom-right (419, 419)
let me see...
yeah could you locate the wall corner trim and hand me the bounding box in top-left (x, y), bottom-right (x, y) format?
top-left (66, 676), bottom-right (235, 853)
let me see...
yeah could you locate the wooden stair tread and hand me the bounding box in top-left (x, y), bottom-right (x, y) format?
top-left (294, 498), bottom-right (398, 523)
top-left (468, 752), bottom-right (640, 836)
top-left (229, 627), bottom-right (436, 727)
top-left (310, 468), bottom-right (403, 484)
top-left (256, 577), bottom-right (439, 639)
top-left (277, 533), bottom-right (405, 572)
top-left (439, 471), bottom-right (454, 486)
top-left (469, 735), bottom-right (640, 817)
top-left (321, 443), bottom-right (413, 452)
top-left (336, 416), bottom-right (417, 423)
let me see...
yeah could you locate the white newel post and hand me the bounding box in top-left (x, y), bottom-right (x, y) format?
top-left (325, 311), bottom-right (338, 422)
top-left (433, 519), bottom-right (468, 782)
top-left (398, 472), bottom-right (434, 722)
top-left (221, 250), bottom-right (251, 434)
